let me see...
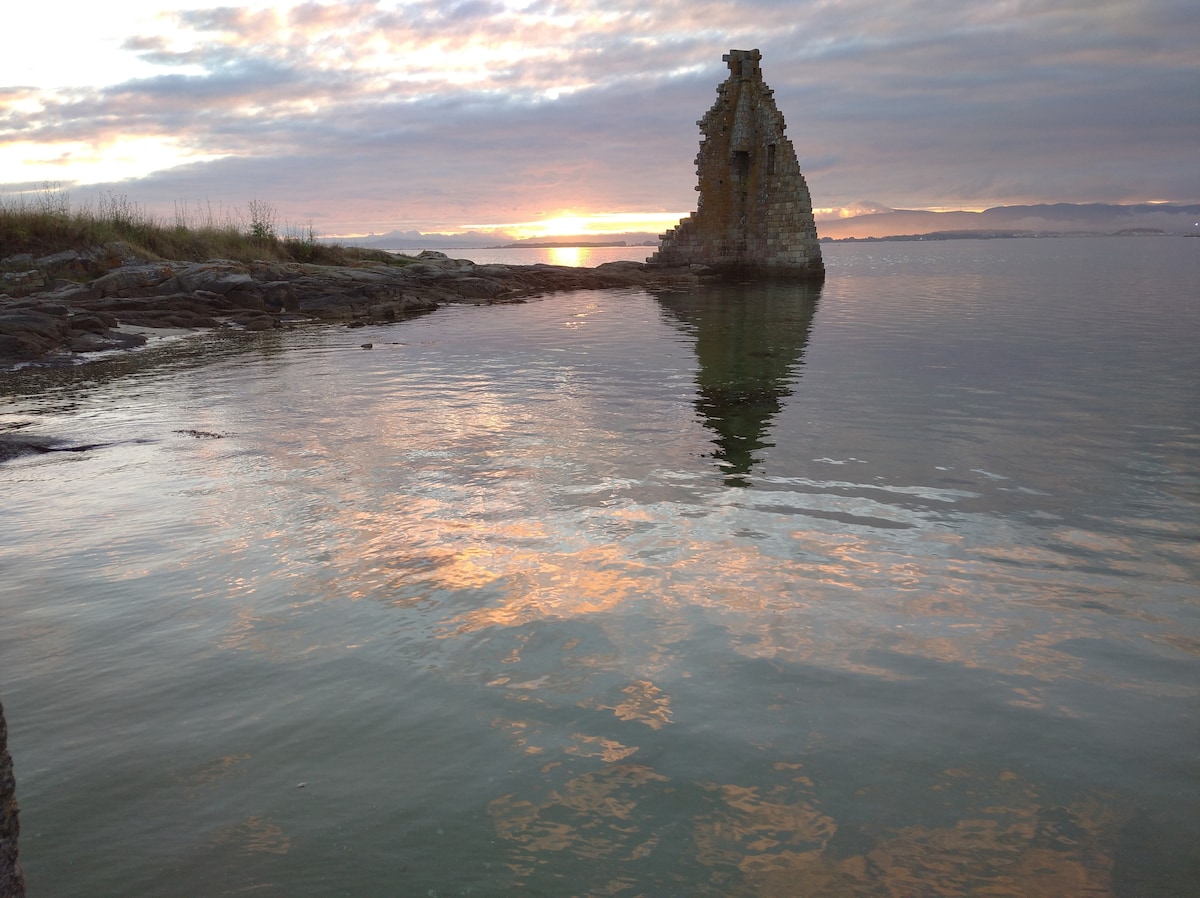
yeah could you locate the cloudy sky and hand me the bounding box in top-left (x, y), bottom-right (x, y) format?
top-left (2, 0), bottom-right (1197, 239)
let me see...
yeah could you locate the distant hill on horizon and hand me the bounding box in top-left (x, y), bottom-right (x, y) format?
top-left (816, 203), bottom-right (1200, 240)
top-left (335, 204), bottom-right (1199, 250)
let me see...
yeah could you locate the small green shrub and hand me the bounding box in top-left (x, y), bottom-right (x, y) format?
top-left (246, 198), bottom-right (277, 242)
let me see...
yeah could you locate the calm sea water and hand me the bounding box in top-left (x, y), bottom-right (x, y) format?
top-left (2, 238), bottom-right (1198, 897)
top-left (388, 245), bottom-right (657, 267)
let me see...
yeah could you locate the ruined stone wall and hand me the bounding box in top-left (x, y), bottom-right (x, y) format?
top-left (650, 50), bottom-right (824, 279)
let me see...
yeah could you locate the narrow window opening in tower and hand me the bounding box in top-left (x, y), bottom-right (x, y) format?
top-left (767, 144), bottom-right (776, 175)
top-left (733, 151), bottom-right (750, 179)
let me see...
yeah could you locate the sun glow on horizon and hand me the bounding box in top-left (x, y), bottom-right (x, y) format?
top-left (460, 211), bottom-right (687, 240)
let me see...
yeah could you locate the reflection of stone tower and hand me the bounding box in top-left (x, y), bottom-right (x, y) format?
top-left (655, 282), bottom-right (821, 486)
top-left (650, 49), bottom-right (824, 279)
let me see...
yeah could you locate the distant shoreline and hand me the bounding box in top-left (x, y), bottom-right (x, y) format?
top-left (369, 230), bottom-right (1194, 253)
top-left (821, 229), bottom-right (1191, 243)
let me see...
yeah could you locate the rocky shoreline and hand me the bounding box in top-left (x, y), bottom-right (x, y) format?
top-left (1, 244), bottom-right (702, 367)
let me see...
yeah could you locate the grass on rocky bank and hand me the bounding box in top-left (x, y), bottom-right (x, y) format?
top-left (0, 187), bottom-right (395, 267)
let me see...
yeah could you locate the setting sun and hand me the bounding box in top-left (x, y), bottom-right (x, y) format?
top-left (538, 215), bottom-right (591, 236)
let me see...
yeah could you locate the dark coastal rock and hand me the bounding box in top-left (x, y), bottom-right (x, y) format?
top-left (69, 330), bottom-right (148, 353)
top-left (1, 434), bottom-right (75, 459)
top-left (64, 312), bottom-right (111, 335)
top-left (35, 249), bottom-right (105, 281)
top-left (0, 271), bottom-right (48, 298)
top-left (39, 282), bottom-right (101, 304)
top-left (0, 701), bottom-right (25, 898)
top-left (0, 434), bottom-right (153, 461)
top-left (414, 250), bottom-right (475, 269)
top-left (228, 311), bottom-right (278, 331)
top-left (168, 262), bottom-right (254, 296)
top-left (0, 435), bottom-right (50, 461)
top-left (91, 263), bottom-right (185, 297)
top-left (445, 277), bottom-right (512, 299)
top-left (0, 308), bottom-right (72, 359)
top-left (258, 281), bottom-right (299, 312)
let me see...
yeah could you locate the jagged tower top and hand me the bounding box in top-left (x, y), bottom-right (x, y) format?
top-left (724, 48), bottom-right (762, 77)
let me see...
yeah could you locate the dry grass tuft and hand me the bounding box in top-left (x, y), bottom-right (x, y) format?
top-left (0, 184), bottom-right (390, 267)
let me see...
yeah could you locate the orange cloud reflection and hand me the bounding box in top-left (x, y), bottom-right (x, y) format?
top-left (487, 759), bottom-right (1123, 896)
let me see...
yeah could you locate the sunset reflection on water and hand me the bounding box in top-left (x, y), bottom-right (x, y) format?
top-left (217, 373), bottom-right (1176, 894)
top-left (3, 240), bottom-right (1197, 896)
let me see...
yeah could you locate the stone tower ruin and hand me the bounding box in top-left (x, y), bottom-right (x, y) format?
top-left (649, 49), bottom-right (824, 279)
